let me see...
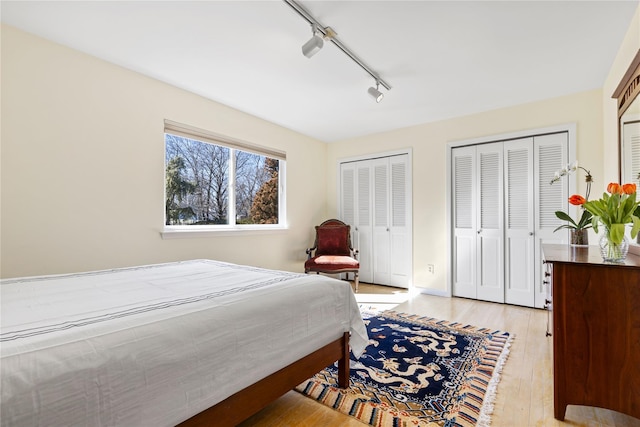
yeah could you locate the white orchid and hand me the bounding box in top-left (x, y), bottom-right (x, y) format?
top-left (550, 168), bottom-right (569, 184)
top-left (568, 160), bottom-right (579, 172)
top-left (550, 160), bottom-right (591, 198)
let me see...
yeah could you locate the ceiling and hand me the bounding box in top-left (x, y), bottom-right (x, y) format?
top-left (2, 1), bottom-right (638, 142)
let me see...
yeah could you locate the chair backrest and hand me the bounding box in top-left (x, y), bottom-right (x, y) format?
top-left (313, 219), bottom-right (353, 256)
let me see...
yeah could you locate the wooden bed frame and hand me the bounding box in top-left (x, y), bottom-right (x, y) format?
top-left (178, 332), bottom-right (350, 426)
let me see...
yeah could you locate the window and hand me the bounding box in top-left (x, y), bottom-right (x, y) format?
top-left (164, 120), bottom-right (285, 231)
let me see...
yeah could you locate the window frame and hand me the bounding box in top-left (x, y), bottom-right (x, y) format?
top-left (161, 120), bottom-right (287, 239)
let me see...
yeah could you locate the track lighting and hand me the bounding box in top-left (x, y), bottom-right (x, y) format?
top-left (285, 0), bottom-right (392, 100)
top-left (368, 81), bottom-right (384, 103)
top-left (302, 24), bottom-right (323, 58)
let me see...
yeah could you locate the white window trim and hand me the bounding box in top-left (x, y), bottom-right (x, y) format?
top-left (160, 224), bottom-right (288, 239)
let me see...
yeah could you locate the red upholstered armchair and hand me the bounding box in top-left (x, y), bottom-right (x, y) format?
top-left (304, 219), bottom-right (360, 292)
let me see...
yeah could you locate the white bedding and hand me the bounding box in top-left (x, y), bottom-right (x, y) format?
top-left (1, 259), bottom-right (368, 426)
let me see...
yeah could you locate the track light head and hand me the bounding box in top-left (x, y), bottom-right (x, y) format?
top-left (368, 82), bottom-right (384, 103)
top-left (302, 35), bottom-right (323, 58)
top-left (302, 24), bottom-right (324, 58)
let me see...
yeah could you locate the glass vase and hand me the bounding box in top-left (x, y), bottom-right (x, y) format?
top-left (599, 227), bottom-right (629, 262)
top-left (570, 229), bottom-right (588, 246)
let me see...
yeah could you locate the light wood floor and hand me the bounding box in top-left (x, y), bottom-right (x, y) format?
top-left (238, 283), bottom-right (640, 427)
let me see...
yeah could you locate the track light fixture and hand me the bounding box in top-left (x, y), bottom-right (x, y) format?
top-left (284, 0), bottom-right (391, 102)
top-left (302, 24), bottom-right (324, 58)
top-left (368, 81), bottom-right (384, 103)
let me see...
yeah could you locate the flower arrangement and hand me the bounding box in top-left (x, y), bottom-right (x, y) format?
top-left (582, 182), bottom-right (640, 245)
top-left (550, 162), bottom-right (593, 242)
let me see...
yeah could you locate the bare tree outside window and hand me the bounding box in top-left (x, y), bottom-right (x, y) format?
top-left (165, 133), bottom-right (279, 226)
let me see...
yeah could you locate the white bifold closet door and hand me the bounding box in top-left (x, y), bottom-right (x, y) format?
top-left (372, 158), bottom-right (391, 284)
top-left (477, 143), bottom-right (505, 303)
top-left (339, 162), bottom-right (372, 282)
top-left (504, 138), bottom-right (535, 306)
top-left (451, 146), bottom-right (477, 299)
top-left (388, 156), bottom-right (411, 287)
top-left (340, 154), bottom-right (411, 288)
top-left (452, 133), bottom-right (567, 308)
top-left (504, 134), bottom-right (567, 307)
top-left (452, 143), bottom-right (504, 303)
top-left (532, 134), bottom-right (569, 307)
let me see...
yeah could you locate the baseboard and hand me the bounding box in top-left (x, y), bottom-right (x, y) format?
top-left (416, 287), bottom-right (450, 297)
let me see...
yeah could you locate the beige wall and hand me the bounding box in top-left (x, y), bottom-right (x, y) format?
top-left (0, 25), bottom-right (328, 278)
top-left (326, 4), bottom-right (640, 294)
top-left (3, 3), bottom-right (638, 285)
top-left (603, 4), bottom-right (640, 183)
top-left (327, 90), bottom-right (603, 293)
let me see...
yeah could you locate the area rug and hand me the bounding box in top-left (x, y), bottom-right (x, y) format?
top-left (296, 311), bottom-right (513, 427)
top-left (358, 303), bottom-right (399, 316)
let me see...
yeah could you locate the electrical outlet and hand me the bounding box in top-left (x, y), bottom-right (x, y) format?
top-left (427, 264), bottom-right (435, 274)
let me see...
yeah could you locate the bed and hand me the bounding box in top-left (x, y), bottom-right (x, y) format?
top-left (1, 259), bottom-right (368, 426)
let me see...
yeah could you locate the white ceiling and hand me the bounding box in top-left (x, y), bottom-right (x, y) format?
top-left (2, 1), bottom-right (638, 142)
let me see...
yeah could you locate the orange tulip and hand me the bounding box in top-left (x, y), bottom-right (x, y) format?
top-left (607, 182), bottom-right (623, 194)
top-left (568, 195), bottom-right (586, 205)
top-left (622, 183), bottom-right (636, 194)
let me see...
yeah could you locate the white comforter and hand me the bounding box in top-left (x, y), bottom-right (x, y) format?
top-left (1, 259), bottom-right (368, 426)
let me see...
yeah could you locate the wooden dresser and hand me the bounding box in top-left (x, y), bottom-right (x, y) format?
top-left (543, 244), bottom-right (640, 421)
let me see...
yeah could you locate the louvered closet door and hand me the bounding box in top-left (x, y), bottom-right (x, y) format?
top-left (622, 120), bottom-right (640, 184)
top-left (340, 163), bottom-right (356, 226)
top-left (340, 162), bottom-right (358, 263)
top-left (533, 133), bottom-right (568, 308)
top-left (504, 138), bottom-right (535, 306)
top-left (340, 161), bottom-right (374, 283)
top-left (389, 154), bottom-right (411, 288)
top-left (356, 162), bottom-right (374, 283)
top-left (476, 143), bottom-right (504, 303)
top-left (452, 146), bottom-right (477, 299)
top-left (372, 158), bottom-right (391, 285)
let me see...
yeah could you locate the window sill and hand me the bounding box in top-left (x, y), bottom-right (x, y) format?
top-left (160, 225), bottom-right (288, 239)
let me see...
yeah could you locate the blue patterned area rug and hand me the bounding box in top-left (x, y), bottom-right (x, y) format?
top-left (296, 311), bottom-right (513, 427)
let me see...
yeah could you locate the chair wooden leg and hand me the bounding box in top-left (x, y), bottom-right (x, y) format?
top-left (354, 272), bottom-right (359, 293)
